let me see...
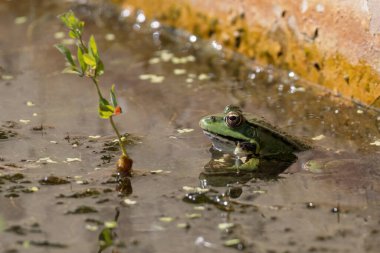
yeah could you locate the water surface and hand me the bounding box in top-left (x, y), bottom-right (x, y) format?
top-left (0, 1), bottom-right (379, 252)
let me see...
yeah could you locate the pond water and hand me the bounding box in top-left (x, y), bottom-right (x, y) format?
top-left (0, 0), bottom-right (379, 252)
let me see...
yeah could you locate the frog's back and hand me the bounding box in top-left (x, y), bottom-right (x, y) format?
top-left (245, 114), bottom-right (312, 152)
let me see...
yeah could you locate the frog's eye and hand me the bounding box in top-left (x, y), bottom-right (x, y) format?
top-left (225, 111), bottom-right (243, 128)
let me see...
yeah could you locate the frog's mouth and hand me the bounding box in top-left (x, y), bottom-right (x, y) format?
top-left (202, 130), bottom-right (240, 154)
top-left (202, 130), bottom-right (259, 156)
top-left (202, 130), bottom-right (239, 145)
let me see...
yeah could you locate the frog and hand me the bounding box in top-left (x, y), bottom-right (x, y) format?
top-left (199, 105), bottom-right (312, 171)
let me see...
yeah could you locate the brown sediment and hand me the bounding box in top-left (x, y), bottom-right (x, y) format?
top-left (113, 0), bottom-right (380, 108)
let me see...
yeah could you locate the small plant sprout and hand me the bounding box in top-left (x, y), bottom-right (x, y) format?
top-left (55, 10), bottom-right (133, 176)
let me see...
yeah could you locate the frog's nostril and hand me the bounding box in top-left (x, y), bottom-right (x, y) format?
top-left (210, 116), bottom-right (216, 122)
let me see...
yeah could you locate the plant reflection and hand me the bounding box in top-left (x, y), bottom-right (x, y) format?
top-left (116, 173), bottom-right (133, 196)
top-left (98, 208), bottom-right (120, 253)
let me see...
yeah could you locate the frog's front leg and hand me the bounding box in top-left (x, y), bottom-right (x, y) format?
top-left (234, 157), bottom-right (260, 170)
top-left (232, 141), bottom-right (260, 171)
top-left (234, 140), bottom-right (260, 157)
top-left (241, 140), bottom-right (260, 155)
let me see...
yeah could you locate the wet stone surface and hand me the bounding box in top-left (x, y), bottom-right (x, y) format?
top-left (0, 0), bottom-right (379, 253)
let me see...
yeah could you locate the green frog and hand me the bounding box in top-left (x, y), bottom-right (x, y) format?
top-left (199, 105), bottom-right (312, 170)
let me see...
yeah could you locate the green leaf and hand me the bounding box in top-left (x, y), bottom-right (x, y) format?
top-left (58, 11), bottom-right (84, 37)
top-left (58, 12), bottom-right (70, 28)
top-left (68, 30), bottom-right (77, 39)
top-left (62, 66), bottom-right (80, 75)
top-left (98, 228), bottom-right (113, 251)
top-left (110, 84), bottom-right (118, 107)
top-left (88, 35), bottom-right (98, 57)
top-left (96, 59), bottom-right (104, 76)
top-left (98, 98), bottom-right (115, 119)
top-left (83, 53), bottom-right (96, 67)
top-left (78, 21), bottom-right (85, 31)
top-left (77, 47), bottom-right (86, 75)
top-left (55, 44), bottom-right (76, 67)
top-left (59, 10), bottom-right (77, 29)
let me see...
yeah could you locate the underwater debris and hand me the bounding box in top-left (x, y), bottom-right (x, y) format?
top-left (66, 206), bottom-right (98, 214)
top-left (39, 176), bottom-right (70, 185)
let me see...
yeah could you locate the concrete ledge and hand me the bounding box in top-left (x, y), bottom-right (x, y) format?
top-left (114, 0), bottom-right (380, 108)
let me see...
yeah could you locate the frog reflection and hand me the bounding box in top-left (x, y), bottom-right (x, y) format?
top-left (199, 147), bottom-right (295, 189)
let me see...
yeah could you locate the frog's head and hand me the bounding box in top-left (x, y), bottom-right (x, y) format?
top-left (199, 105), bottom-right (255, 153)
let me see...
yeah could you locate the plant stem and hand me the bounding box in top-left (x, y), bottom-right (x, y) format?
top-left (90, 78), bottom-right (127, 157)
top-left (109, 116), bottom-right (127, 157)
top-left (91, 77), bottom-right (103, 99)
top-left (78, 35), bottom-right (87, 53)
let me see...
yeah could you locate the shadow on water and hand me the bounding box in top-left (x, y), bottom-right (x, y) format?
top-left (0, 0), bottom-right (380, 252)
